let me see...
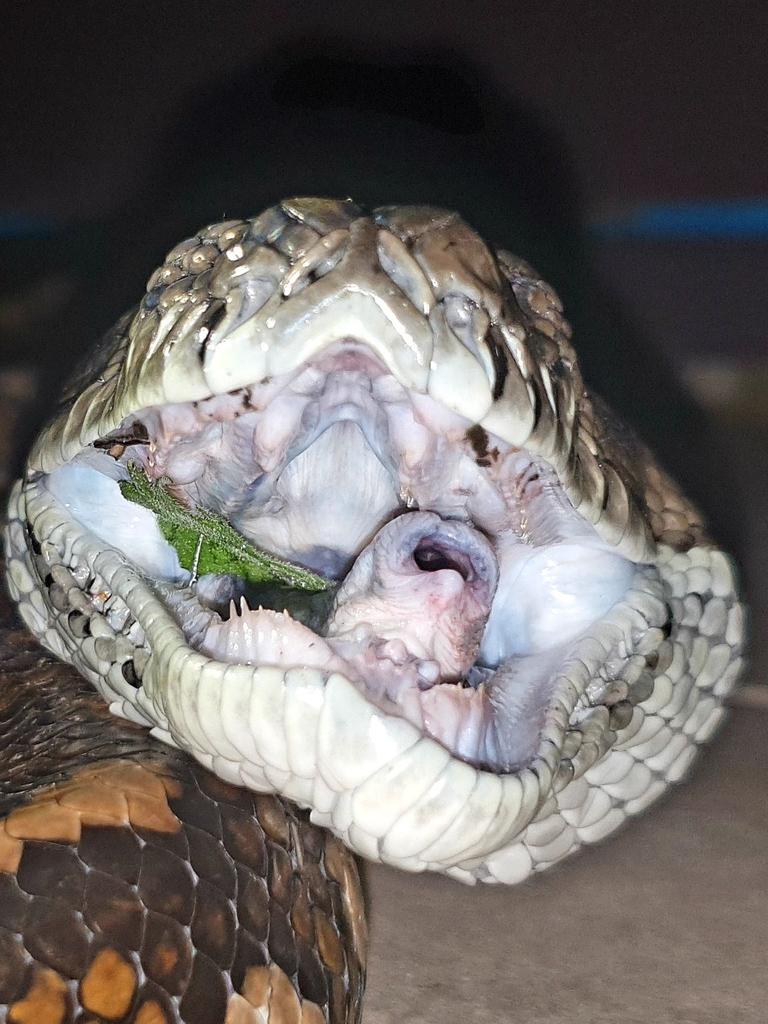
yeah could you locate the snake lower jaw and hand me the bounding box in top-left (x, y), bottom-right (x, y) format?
top-left (8, 456), bottom-right (680, 881)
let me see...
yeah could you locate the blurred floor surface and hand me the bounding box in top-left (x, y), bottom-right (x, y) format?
top-left (363, 704), bottom-right (767, 1023)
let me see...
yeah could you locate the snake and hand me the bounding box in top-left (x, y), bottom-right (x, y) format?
top-left (2, 197), bottom-right (745, 1021)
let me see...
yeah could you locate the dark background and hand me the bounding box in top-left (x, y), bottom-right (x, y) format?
top-left (4, 3), bottom-right (767, 221)
top-left (1, 0), bottom-right (766, 662)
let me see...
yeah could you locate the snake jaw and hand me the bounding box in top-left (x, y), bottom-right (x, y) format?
top-left (4, 199), bottom-right (746, 883)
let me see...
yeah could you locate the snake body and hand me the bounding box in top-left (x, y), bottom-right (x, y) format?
top-left (0, 576), bottom-right (365, 1023)
top-left (2, 198), bottom-right (746, 1019)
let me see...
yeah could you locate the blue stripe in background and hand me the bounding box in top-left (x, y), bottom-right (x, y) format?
top-left (590, 200), bottom-right (768, 240)
top-left (0, 214), bottom-right (59, 239)
top-left (2, 202), bottom-right (768, 241)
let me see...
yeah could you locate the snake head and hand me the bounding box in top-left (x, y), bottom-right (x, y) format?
top-left (5, 199), bottom-right (745, 883)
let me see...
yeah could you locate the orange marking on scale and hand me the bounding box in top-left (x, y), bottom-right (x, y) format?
top-left (8, 967), bottom-right (68, 1024)
top-left (80, 947), bottom-right (137, 1019)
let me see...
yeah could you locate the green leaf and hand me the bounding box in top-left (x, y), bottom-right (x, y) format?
top-left (118, 462), bottom-right (331, 592)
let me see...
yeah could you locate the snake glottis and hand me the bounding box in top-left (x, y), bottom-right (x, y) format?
top-left (2, 198), bottom-right (746, 1021)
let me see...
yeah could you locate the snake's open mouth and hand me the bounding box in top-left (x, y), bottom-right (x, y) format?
top-left (37, 342), bottom-right (636, 774)
top-left (9, 199), bottom-right (740, 881)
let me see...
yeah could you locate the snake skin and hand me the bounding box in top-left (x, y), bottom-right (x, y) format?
top-left (0, 604), bottom-right (366, 1023)
top-left (4, 198), bottom-right (746, 889)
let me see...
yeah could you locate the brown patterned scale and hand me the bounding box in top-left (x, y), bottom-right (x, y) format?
top-left (0, 599), bottom-right (366, 1024)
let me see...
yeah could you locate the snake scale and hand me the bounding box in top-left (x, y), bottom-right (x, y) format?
top-left (1, 198), bottom-right (745, 1021)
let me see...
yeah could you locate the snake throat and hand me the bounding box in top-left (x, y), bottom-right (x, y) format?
top-left (4, 198), bottom-right (746, 883)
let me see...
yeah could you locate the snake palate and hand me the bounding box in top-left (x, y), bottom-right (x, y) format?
top-left (5, 198), bottom-right (745, 884)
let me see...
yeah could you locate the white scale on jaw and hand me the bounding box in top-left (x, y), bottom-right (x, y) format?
top-left (43, 345), bottom-right (634, 773)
